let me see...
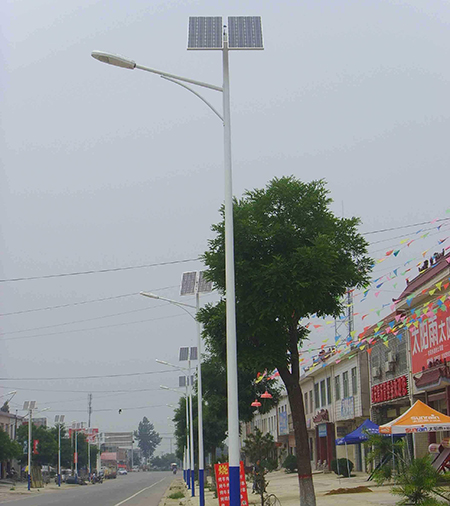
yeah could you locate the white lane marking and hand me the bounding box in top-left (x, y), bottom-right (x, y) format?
top-left (113, 478), bottom-right (166, 506)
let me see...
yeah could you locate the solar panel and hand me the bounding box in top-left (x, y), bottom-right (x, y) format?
top-left (188, 17), bottom-right (223, 50)
top-left (198, 271), bottom-right (213, 294)
top-left (60, 415), bottom-right (65, 423)
top-left (179, 347), bottom-right (190, 361)
top-left (55, 415), bottom-right (60, 423)
top-left (29, 401), bottom-right (36, 410)
top-left (190, 347), bottom-right (198, 360)
top-left (179, 376), bottom-right (186, 387)
top-left (228, 16), bottom-right (263, 49)
top-left (23, 401), bottom-right (29, 411)
top-left (180, 271), bottom-right (197, 296)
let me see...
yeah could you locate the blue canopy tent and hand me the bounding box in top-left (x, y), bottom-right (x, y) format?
top-left (335, 419), bottom-right (380, 477)
top-left (336, 419), bottom-right (380, 446)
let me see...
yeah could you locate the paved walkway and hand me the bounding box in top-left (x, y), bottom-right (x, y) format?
top-left (178, 470), bottom-right (398, 506)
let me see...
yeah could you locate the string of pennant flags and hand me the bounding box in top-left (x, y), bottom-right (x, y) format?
top-left (253, 211), bottom-right (450, 383)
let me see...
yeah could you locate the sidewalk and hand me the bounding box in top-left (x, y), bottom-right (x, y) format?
top-left (174, 470), bottom-right (398, 506)
top-left (0, 480), bottom-right (79, 503)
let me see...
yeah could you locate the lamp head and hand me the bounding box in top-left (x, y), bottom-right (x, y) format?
top-left (91, 51), bottom-right (136, 70)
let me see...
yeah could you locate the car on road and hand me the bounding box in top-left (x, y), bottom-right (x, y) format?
top-left (118, 468), bottom-right (128, 475)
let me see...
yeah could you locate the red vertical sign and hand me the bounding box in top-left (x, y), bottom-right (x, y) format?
top-left (214, 461), bottom-right (249, 506)
top-left (74, 452), bottom-right (78, 464)
top-left (33, 440), bottom-right (39, 455)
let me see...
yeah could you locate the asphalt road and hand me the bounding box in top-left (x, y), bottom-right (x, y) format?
top-left (0, 471), bottom-right (173, 506)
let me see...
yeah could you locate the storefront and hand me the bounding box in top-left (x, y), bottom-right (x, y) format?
top-left (313, 409), bottom-right (335, 469)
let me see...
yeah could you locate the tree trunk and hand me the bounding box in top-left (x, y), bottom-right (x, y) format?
top-left (279, 368), bottom-right (316, 506)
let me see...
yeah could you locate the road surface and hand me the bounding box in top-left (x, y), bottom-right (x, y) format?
top-left (0, 471), bottom-right (173, 506)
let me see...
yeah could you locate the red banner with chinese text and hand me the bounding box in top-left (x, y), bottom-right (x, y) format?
top-left (409, 303), bottom-right (450, 374)
top-left (214, 461), bottom-right (249, 506)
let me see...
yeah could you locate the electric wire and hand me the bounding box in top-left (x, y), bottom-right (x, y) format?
top-left (0, 257), bottom-right (200, 283)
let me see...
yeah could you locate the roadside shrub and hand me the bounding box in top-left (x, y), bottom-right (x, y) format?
top-left (331, 458), bottom-right (354, 478)
top-left (168, 491), bottom-right (184, 500)
top-left (282, 454), bottom-right (297, 473)
top-left (392, 457), bottom-right (449, 506)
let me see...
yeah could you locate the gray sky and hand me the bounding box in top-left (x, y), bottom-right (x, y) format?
top-left (1, 0), bottom-right (449, 455)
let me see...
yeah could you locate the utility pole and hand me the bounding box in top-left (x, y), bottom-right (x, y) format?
top-left (88, 393), bottom-right (92, 428)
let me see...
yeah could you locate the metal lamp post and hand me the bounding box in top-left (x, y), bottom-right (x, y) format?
top-left (22, 401), bottom-right (36, 491)
top-left (160, 384), bottom-right (191, 488)
top-left (23, 403), bottom-right (49, 490)
top-left (92, 18), bottom-right (263, 505)
top-left (55, 415), bottom-right (65, 487)
top-left (158, 357), bottom-right (196, 496)
top-left (143, 281), bottom-right (209, 506)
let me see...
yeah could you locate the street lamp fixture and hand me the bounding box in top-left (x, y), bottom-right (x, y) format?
top-left (261, 391), bottom-right (273, 399)
top-left (251, 400), bottom-right (262, 408)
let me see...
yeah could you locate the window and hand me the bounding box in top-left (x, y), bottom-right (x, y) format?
top-left (309, 391), bottom-right (313, 413)
top-left (326, 377), bottom-right (332, 405)
top-left (351, 367), bottom-right (358, 395)
top-left (343, 371), bottom-right (349, 398)
top-left (314, 383), bottom-right (319, 409)
top-left (335, 375), bottom-right (341, 401)
top-left (304, 392), bottom-right (308, 414)
top-left (320, 379), bottom-right (326, 407)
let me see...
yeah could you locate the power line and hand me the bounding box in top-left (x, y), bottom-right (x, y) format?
top-left (361, 217), bottom-right (450, 236)
top-left (0, 292), bottom-right (140, 317)
top-left (0, 312), bottom-right (187, 343)
top-left (0, 257), bottom-right (200, 283)
top-left (45, 404), bottom-right (168, 413)
top-left (0, 303), bottom-right (168, 336)
top-left (1, 218), bottom-right (448, 285)
top-left (0, 369), bottom-right (174, 382)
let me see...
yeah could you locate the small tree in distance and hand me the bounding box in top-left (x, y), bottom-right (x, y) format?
top-left (198, 177), bottom-right (372, 506)
top-left (242, 428), bottom-right (276, 506)
top-left (134, 417), bottom-right (161, 463)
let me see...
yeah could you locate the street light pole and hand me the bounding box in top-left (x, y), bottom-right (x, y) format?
top-left (221, 33), bottom-right (240, 506)
top-left (27, 406), bottom-right (32, 491)
top-left (196, 292), bottom-right (205, 506)
top-left (160, 384), bottom-right (191, 488)
top-left (188, 358), bottom-right (195, 496)
top-left (55, 415), bottom-right (65, 487)
top-left (93, 22), bottom-right (263, 503)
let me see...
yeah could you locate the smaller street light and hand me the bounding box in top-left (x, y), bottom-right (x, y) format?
top-left (54, 415), bottom-right (65, 487)
top-left (161, 383), bottom-right (191, 489)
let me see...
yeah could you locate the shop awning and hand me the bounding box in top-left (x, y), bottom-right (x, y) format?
top-left (336, 419), bottom-right (380, 445)
top-left (379, 400), bottom-right (450, 434)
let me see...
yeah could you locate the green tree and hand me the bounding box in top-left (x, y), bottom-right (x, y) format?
top-left (134, 417), bottom-right (161, 462)
top-left (172, 356), bottom-right (280, 462)
top-left (17, 423), bottom-right (58, 467)
top-left (198, 177), bottom-right (372, 506)
top-left (364, 432), bottom-right (405, 484)
top-left (392, 457), bottom-right (448, 506)
top-left (242, 428), bottom-right (277, 506)
top-left (0, 427), bottom-right (22, 462)
top-left (151, 453), bottom-right (178, 470)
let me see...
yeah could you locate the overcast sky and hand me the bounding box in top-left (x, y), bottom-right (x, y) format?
top-left (1, 0), bottom-right (449, 455)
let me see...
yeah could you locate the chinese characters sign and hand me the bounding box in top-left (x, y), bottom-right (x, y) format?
top-left (214, 461), bottom-right (249, 506)
top-left (409, 305), bottom-right (450, 374)
top-left (372, 375), bottom-right (408, 404)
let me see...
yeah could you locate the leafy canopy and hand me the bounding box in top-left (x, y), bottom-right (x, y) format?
top-left (200, 176), bottom-right (372, 374)
top-left (134, 417), bottom-right (161, 460)
top-left (0, 428), bottom-right (22, 462)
